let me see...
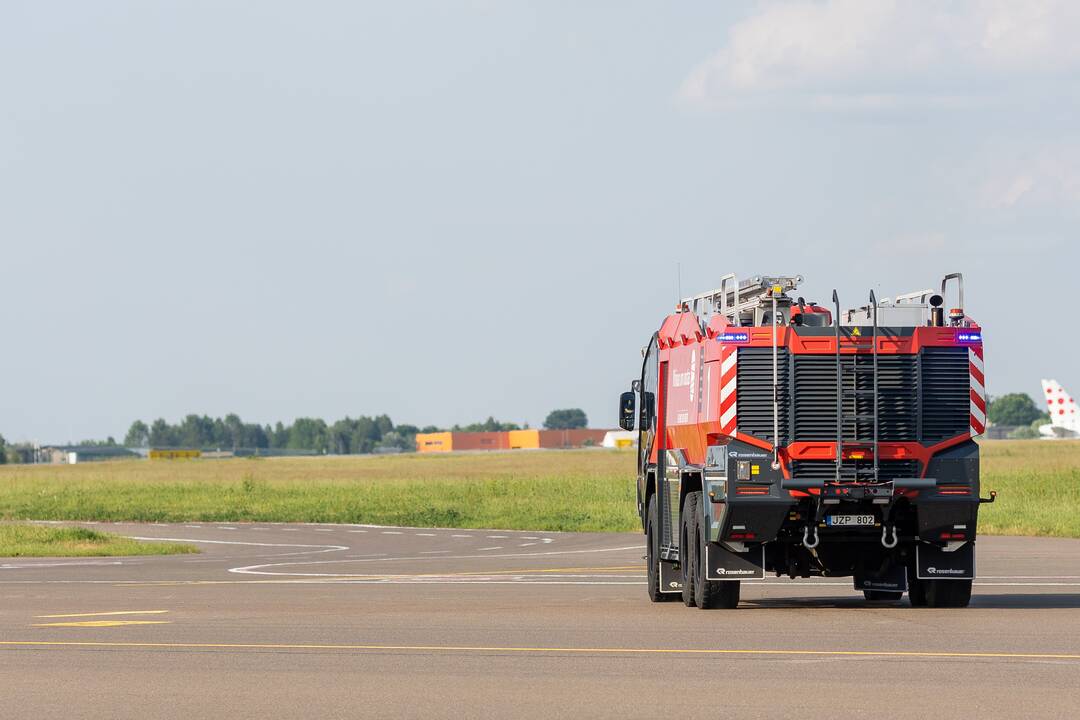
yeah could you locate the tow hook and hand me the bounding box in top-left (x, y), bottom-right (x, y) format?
top-left (881, 525), bottom-right (899, 549)
top-left (802, 525), bottom-right (819, 550)
top-left (979, 490), bottom-right (998, 504)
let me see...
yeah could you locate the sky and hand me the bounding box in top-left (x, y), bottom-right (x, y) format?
top-left (2, 0), bottom-right (1079, 443)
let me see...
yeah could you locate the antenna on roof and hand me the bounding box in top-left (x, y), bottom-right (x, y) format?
top-left (676, 262), bottom-right (682, 310)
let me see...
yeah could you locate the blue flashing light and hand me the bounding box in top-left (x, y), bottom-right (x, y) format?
top-left (719, 331), bottom-right (750, 344)
top-left (956, 331), bottom-right (982, 344)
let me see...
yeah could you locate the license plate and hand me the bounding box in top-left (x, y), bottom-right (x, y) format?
top-left (826, 514), bottom-right (875, 527)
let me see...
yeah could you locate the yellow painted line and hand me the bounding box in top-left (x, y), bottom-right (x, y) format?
top-left (36, 610), bottom-right (169, 619)
top-left (32, 621), bottom-right (171, 628)
top-left (1, 640), bottom-right (1078, 661)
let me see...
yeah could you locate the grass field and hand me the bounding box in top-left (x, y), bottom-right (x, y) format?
top-left (0, 441), bottom-right (1077, 537)
top-left (0, 524), bottom-right (198, 558)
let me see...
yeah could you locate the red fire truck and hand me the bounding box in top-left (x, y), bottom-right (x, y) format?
top-left (618, 273), bottom-right (995, 609)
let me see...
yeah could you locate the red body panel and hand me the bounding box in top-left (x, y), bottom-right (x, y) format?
top-left (650, 313), bottom-right (984, 478)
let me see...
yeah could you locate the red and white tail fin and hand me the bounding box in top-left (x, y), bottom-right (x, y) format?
top-left (1041, 379), bottom-right (1079, 432)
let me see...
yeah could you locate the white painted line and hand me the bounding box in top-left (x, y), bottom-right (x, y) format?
top-left (1, 561), bottom-right (123, 570)
top-left (520, 543), bottom-right (537, 547)
top-left (184, 525), bottom-right (202, 529)
top-left (420, 550), bottom-right (451, 554)
top-left (451, 535), bottom-right (472, 538)
top-left (382, 531), bottom-right (403, 535)
top-left (126, 536), bottom-right (349, 560)
top-left (314, 529), bottom-right (334, 533)
top-left (217, 527), bottom-right (237, 531)
top-left (347, 530), bottom-right (368, 533)
top-left (522, 537), bottom-right (539, 540)
top-left (282, 528), bottom-right (299, 532)
top-left (416, 533), bottom-right (436, 537)
top-left (487, 535), bottom-right (508, 539)
top-left (477, 546), bottom-right (503, 551)
top-left (229, 545), bottom-right (643, 577)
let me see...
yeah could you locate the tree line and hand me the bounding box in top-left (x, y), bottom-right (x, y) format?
top-left (0, 408), bottom-right (591, 462)
top-left (119, 408), bottom-right (588, 454)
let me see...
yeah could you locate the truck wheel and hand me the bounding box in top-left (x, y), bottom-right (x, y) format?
top-left (691, 494), bottom-right (740, 609)
top-left (681, 494), bottom-right (697, 607)
top-left (645, 495), bottom-right (670, 602)
top-left (907, 565), bottom-right (927, 607)
top-left (863, 590), bottom-right (904, 603)
top-left (925, 579), bottom-right (972, 608)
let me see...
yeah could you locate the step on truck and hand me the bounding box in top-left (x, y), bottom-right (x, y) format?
top-left (618, 272), bottom-right (996, 609)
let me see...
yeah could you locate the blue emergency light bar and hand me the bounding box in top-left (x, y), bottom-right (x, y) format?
top-left (956, 331), bottom-right (982, 343)
top-left (719, 331), bottom-right (750, 344)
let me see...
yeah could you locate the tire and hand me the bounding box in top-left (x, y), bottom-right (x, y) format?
top-left (907, 565), bottom-right (927, 607)
top-left (681, 494), bottom-right (697, 607)
top-left (863, 590), bottom-right (904, 603)
top-left (692, 493), bottom-right (740, 609)
top-left (645, 495), bottom-right (666, 602)
top-left (925, 579), bottom-right (972, 608)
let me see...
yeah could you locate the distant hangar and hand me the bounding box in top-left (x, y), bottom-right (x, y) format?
top-left (415, 429), bottom-right (629, 453)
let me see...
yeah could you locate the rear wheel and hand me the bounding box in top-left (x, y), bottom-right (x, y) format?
top-left (863, 590), bottom-right (904, 603)
top-left (692, 494), bottom-right (740, 609)
top-left (680, 494), bottom-right (697, 607)
top-left (925, 579), bottom-right (972, 608)
top-left (907, 565), bottom-right (927, 607)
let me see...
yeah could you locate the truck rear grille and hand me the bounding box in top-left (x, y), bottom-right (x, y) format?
top-left (735, 348), bottom-right (967, 444)
top-left (789, 459), bottom-right (921, 482)
top-left (791, 355), bottom-right (917, 442)
top-left (736, 348), bottom-right (789, 444)
top-left (921, 348), bottom-right (970, 442)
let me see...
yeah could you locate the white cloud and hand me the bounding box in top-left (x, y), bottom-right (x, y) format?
top-left (680, 0), bottom-right (1080, 108)
top-left (978, 143), bottom-right (1080, 210)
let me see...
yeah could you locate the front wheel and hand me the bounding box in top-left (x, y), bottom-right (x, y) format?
top-left (646, 495), bottom-right (676, 602)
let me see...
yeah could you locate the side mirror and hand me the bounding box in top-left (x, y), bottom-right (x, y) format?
top-left (618, 391), bottom-right (636, 431)
top-left (640, 391), bottom-right (655, 429)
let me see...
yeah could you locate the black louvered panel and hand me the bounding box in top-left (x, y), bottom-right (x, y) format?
top-left (921, 347), bottom-right (970, 442)
top-left (736, 348), bottom-right (789, 444)
top-left (877, 356), bottom-right (918, 441)
top-left (792, 355), bottom-right (836, 440)
top-left (790, 459), bottom-right (921, 482)
top-left (792, 354), bottom-right (917, 442)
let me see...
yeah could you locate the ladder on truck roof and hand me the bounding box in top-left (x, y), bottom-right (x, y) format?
top-left (681, 274), bottom-right (803, 326)
top-left (831, 289), bottom-right (880, 484)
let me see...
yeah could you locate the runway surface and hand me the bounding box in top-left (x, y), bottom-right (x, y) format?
top-left (3, 522), bottom-right (1079, 719)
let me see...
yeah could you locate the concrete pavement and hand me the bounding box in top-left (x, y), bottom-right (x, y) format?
top-left (2, 523), bottom-right (1079, 719)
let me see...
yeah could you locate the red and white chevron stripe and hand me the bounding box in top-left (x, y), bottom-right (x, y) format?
top-left (719, 347), bottom-right (738, 436)
top-left (969, 345), bottom-right (986, 436)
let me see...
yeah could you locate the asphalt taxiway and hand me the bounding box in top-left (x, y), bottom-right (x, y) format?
top-left (2, 523), bottom-right (1079, 719)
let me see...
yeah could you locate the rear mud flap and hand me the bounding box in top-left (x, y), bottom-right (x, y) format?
top-left (854, 564), bottom-right (907, 593)
top-left (659, 560), bottom-right (683, 593)
top-left (705, 543), bottom-right (766, 581)
top-left (916, 542), bottom-right (975, 581)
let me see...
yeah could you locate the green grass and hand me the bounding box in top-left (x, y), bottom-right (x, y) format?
top-left (0, 524), bottom-right (198, 558)
top-left (0, 450), bottom-right (639, 532)
top-left (977, 440), bottom-right (1080, 538)
top-left (0, 442), bottom-right (1078, 537)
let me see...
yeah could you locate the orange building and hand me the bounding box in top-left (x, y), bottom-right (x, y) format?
top-left (415, 432), bottom-right (510, 453)
top-left (417, 429), bottom-right (610, 452)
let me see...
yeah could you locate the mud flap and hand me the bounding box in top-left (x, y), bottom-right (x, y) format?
top-left (659, 560), bottom-right (683, 593)
top-left (705, 543), bottom-right (766, 580)
top-left (854, 564), bottom-right (907, 593)
top-left (916, 542), bottom-right (975, 580)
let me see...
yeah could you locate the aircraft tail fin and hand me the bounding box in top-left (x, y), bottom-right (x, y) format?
top-left (1041, 379), bottom-right (1078, 429)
